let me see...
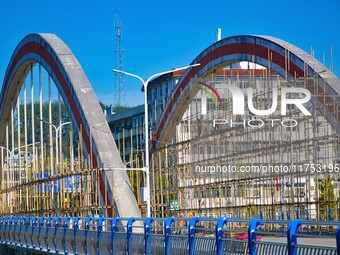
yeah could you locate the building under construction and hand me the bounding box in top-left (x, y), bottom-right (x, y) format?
top-left (151, 68), bottom-right (339, 220)
top-left (108, 64), bottom-right (339, 220)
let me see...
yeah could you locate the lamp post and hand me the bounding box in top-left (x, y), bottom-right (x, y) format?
top-left (37, 119), bottom-right (70, 166)
top-left (37, 119), bottom-right (70, 208)
top-left (112, 63), bottom-right (200, 217)
top-left (1, 142), bottom-right (40, 177)
top-left (0, 142), bottom-right (39, 213)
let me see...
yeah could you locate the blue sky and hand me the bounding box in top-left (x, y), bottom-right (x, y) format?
top-left (0, 0), bottom-right (339, 107)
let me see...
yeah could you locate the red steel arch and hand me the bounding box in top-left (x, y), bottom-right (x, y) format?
top-left (156, 35), bottom-right (340, 142)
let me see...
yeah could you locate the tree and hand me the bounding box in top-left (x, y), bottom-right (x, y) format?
top-left (99, 102), bottom-right (107, 111)
top-left (319, 176), bottom-right (335, 220)
top-left (112, 105), bottom-right (131, 113)
top-left (11, 99), bottom-right (111, 162)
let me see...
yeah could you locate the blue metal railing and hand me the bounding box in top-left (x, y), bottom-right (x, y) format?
top-left (0, 215), bottom-right (339, 255)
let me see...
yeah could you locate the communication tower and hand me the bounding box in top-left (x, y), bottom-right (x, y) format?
top-left (114, 14), bottom-right (126, 106)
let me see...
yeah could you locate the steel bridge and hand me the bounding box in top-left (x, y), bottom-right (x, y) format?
top-left (0, 33), bottom-right (339, 254)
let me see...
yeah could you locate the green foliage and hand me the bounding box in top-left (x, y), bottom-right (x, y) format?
top-left (99, 102), bottom-right (107, 111)
top-left (15, 101), bottom-right (73, 157)
top-left (112, 105), bottom-right (131, 113)
top-left (319, 176), bottom-right (335, 219)
top-left (14, 100), bottom-right (109, 159)
top-left (319, 176), bottom-right (335, 203)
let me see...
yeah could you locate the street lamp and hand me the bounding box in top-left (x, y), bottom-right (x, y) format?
top-left (0, 142), bottom-right (40, 212)
top-left (112, 63), bottom-right (200, 217)
top-left (37, 118), bottom-right (70, 166)
top-left (0, 142), bottom-right (40, 167)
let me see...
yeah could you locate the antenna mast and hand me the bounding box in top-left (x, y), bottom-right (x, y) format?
top-left (114, 14), bottom-right (126, 107)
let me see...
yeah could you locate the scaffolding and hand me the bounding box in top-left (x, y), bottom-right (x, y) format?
top-left (150, 68), bottom-right (340, 220)
top-left (0, 64), bottom-right (111, 217)
top-left (115, 124), bottom-right (146, 214)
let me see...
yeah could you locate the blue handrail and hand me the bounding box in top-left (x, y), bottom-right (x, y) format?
top-left (0, 216), bottom-right (339, 255)
top-left (126, 217), bottom-right (136, 255)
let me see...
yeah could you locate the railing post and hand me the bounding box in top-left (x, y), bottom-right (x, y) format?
top-left (164, 217), bottom-right (175, 255)
top-left (38, 217), bottom-right (45, 250)
top-left (286, 210), bottom-right (291, 220)
top-left (127, 217), bottom-right (136, 255)
top-left (85, 216), bottom-right (94, 255)
top-left (12, 216), bottom-right (18, 246)
top-left (287, 219), bottom-right (302, 255)
top-left (294, 209), bottom-right (299, 219)
top-left (216, 217), bottom-right (228, 255)
top-left (111, 217), bottom-right (121, 255)
top-left (98, 217), bottom-right (106, 255)
top-left (8, 217), bottom-right (12, 245)
top-left (46, 216), bottom-right (53, 252)
top-left (1, 217), bottom-right (5, 244)
top-left (25, 217), bottom-right (31, 248)
top-left (144, 217), bottom-right (154, 255)
top-left (32, 217), bottom-right (38, 249)
top-left (12, 216), bottom-right (19, 246)
top-left (73, 216), bottom-right (81, 255)
top-left (9, 216), bottom-right (14, 245)
top-left (336, 224), bottom-right (340, 255)
top-left (63, 216), bottom-right (70, 254)
top-left (248, 218), bottom-right (261, 255)
top-left (19, 217), bottom-right (25, 247)
top-left (2, 217), bottom-right (5, 244)
top-left (4, 217), bottom-right (8, 244)
top-left (54, 217), bottom-right (61, 254)
top-left (188, 216), bottom-right (200, 255)
top-left (0, 218), bottom-right (3, 244)
top-left (4, 217), bottom-right (9, 244)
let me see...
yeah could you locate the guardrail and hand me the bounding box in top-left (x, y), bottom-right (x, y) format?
top-left (0, 216), bottom-right (339, 255)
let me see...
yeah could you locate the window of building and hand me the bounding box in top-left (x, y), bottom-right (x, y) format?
top-left (238, 184), bottom-right (243, 197)
top-left (165, 82), bottom-right (168, 96)
top-left (253, 186), bottom-right (261, 198)
top-left (159, 84), bottom-right (163, 97)
top-left (152, 88), bottom-right (156, 100)
top-left (225, 186), bottom-right (232, 197)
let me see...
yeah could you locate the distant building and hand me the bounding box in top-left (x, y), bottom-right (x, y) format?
top-left (106, 105), bottom-right (146, 211)
top-left (106, 105), bottom-right (145, 165)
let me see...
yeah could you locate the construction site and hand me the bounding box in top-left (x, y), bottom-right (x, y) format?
top-left (0, 33), bottom-right (338, 221)
top-left (148, 67), bottom-right (340, 220)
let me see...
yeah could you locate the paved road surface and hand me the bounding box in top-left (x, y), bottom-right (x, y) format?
top-left (263, 236), bottom-right (336, 247)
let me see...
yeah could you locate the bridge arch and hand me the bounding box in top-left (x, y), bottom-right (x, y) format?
top-left (0, 33), bottom-right (140, 218)
top-left (156, 35), bottom-right (340, 142)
